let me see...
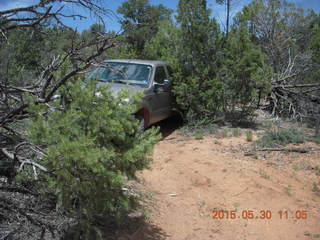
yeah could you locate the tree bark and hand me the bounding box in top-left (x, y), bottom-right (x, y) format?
top-left (226, 0), bottom-right (230, 36)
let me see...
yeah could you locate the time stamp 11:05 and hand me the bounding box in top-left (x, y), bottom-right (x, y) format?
top-left (212, 210), bottom-right (308, 220)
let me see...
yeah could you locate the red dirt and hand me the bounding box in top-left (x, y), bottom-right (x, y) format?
top-left (133, 128), bottom-right (320, 240)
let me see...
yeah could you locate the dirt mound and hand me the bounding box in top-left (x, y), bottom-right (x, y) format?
top-left (135, 129), bottom-right (320, 240)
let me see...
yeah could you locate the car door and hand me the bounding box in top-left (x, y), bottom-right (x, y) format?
top-left (149, 65), bottom-right (172, 123)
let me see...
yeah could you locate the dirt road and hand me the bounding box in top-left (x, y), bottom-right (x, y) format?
top-left (132, 119), bottom-right (320, 240)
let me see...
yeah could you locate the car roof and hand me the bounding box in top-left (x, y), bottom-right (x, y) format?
top-left (105, 59), bottom-right (168, 67)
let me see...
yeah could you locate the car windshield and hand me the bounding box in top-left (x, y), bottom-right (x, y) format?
top-left (88, 62), bottom-right (152, 86)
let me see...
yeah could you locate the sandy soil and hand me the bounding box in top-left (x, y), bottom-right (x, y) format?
top-left (129, 119), bottom-right (320, 240)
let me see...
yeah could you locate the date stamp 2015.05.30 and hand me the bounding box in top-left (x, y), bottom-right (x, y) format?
top-left (212, 210), bottom-right (308, 220)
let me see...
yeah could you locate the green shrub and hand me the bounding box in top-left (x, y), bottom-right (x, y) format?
top-left (179, 113), bottom-right (220, 138)
top-left (259, 170), bottom-right (270, 179)
top-left (256, 128), bottom-right (305, 148)
top-left (246, 130), bottom-right (253, 142)
top-left (193, 129), bottom-right (204, 140)
top-left (27, 76), bottom-right (160, 237)
top-left (232, 128), bottom-right (242, 137)
top-left (314, 136), bottom-right (320, 144)
top-left (312, 183), bottom-right (320, 196)
top-left (216, 129), bottom-right (229, 138)
top-left (208, 124), bottom-right (218, 135)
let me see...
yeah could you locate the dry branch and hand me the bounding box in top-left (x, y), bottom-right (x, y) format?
top-left (2, 147), bottom-right (48, 181)
top-left (0, 0), bottom-right (109, 39)
top-left (251, 147), bottom-right (320, 153)
top-left (0, 195), bottom-right (55, 237)
top-left (0, 1), bottom-right (118, 238)
top-left (0, 0), bottom-right (118, 183)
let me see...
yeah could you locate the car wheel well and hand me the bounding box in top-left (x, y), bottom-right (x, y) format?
top-left (135, 108), bottom-right (149, 128)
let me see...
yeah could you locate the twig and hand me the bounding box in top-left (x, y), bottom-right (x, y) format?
top-left (0, 231), bottom-right (14, 240)
top-left (0, 185), bottom-right (36, 195)
top-left (252, 147), bottom-right (320, 153)
top-left (1, 148), bottom-right (14, 159)
top-left (0, 196), bottom-right (55, 236)
top-left (2, 148), bottom-right (48, 173)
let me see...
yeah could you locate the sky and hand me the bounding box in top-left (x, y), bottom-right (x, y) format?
top-left (0, 0), bottom-right (319, 32)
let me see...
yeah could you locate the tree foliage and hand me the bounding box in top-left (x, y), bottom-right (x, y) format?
top-left (27, 73), bottom-right (160, 236)
top-left (117, 0), bottom-right (172, 57)
top-left (0, 1), bottom-right (159, 238)
top-left (144, 19), bottom-right (181, 64)
top-left (235, 0), bottom-right (319, 120)
top-left (310, 16), bottom-right (320, 66)
top-left (237, 0), bottom-right (316, 74)
top-left (219, 24), bottom-right (272, 120)
top-left (174, 0), bottom-right (224, 120)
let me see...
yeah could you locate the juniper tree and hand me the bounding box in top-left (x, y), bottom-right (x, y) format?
top-left (220, 24), bottom-right (271, 120)
top-left (117, 0), bottom-right (172, 57)
top-left (175, 0), bottom-right (223, 120)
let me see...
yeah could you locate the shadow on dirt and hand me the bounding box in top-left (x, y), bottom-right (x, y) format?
top-left (104, 219), bottom-right (169, 240)
top-left (151, 115), bottom-right (184, 139)
top-left (123, 222), bottom-right (170, 240)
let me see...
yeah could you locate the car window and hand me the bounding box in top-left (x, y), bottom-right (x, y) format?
top-left (154, 66), bottom-right (167, 84)
top-left (88, 62), bottom-right (152, 85)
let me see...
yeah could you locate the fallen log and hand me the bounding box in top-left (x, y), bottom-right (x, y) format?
top-left (250, 147), bottom-right (320, 153)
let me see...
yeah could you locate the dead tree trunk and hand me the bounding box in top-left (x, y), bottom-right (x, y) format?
top-left (226, 0), bottom-right (230, 36)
